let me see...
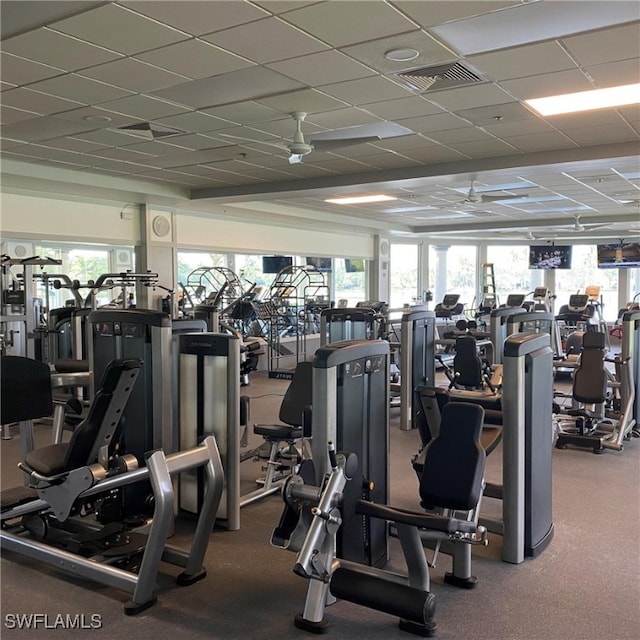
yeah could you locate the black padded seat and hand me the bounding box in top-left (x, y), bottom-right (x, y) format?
top-left (23, 359), bottom-right (141, 478)
top-left (452, 336), bottom-right (485, 389)
top-left (1, 356), bottom-right (53, 425)
top-left (420, 402), bottom-right (486, 512)
top-left (254, 361), bottom-right (313, 441)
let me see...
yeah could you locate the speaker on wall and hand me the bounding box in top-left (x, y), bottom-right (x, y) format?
top-left (5, 241), bottom-right (33, 259)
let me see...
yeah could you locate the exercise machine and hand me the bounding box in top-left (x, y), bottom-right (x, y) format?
top-left (0, 358), bottom-right (225, 614)
top-left (554, 331), bottom-right (637, 453)
top-left (279, 403), bottom-right (488, 636)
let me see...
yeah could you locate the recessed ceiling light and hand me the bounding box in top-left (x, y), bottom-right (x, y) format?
top-left (325, 194), bottom-right (398, 205)
top-left (525, 83), bottom-right (640, 116)
top-left (384, 48), bottom-right (420, 62)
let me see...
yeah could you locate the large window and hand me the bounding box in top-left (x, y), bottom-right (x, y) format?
top-left (35, 244), bottom-right (114, 309)
top-left (553, 245), bottom-right (618, 321)
top-left (446, 245), bottom-right (477, 314)
top-left (334, 258), bottom-right (366, 306)
top-left (390, 243), bottom-right (419, 308)
top-left (486, 245), bottom-right (532, 302)
top-left (177, 251), bottom-right (227, 286)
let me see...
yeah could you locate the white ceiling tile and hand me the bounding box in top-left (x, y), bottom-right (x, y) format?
top-left (78, 58), bottom-right (190, 93)
top-left (362, 96), bottom-right (443, 120)
top-left (256, 88), bottom-right (349, 114)
top-left (50, 4), bottom-right (190, 56)
top-left (585, 59), bottom-right (640, 88)
top-left (508, 132), bottom-right (581, 153)
top-left (37, 136), bottom-right (110, 153)
top-left (28, 74), bottom-right (133, 105)
top-left (445, 138), bottom-right (519, 157)
top-left (1, 105), bottom-right (40, 125)
top-left (201, 102), bottom-right (283, 125)
top-left (156, 133), bottom-right (228, 150)
top-left (117, 139), bottom-right (194, 154)
top-left (397, 112), bottom-right (472, 133)
top-left (1, 27), bottom-right (123, 71)
top-left (455, 102), bottom-right (537, 126)
top-left (0, 53), bottom-right (66, 86)
top-left (74, 128), bottom-right (150, 146)
top-left (564, 123), bottom-right (640, 146)
top-left (153, 111), bottom-right (234, 133)
top-left (306, 108), bottom-right (384, 130)
top-left (562, 22), bottom-right (640, 67)
top-left (135, 39), bottom-right (253, 80)
top-left (97, 94), bottom-right (189, 120)
top-left (426, 127), bottom-right (500, 145)
top-left (426, 83), bottom-right (515, 111)
top-left (500, 69), bottom-right (594, 101)
top-left (0, 87), bottom-right (83, 115)
top-left (153, 67), bottom-right (305, 109)
top-left (267, 50), bottom-right (375, 86)
top-left (431, 1), bottom-right (640, 55)
top-left (120, 1), bottom-right (270, 36)
top-left (88, 146), bottom-right (157, 162)
top-left (468, 41), bottom-right (578, 81)
top-left (202, 16), bottom-right (328, 64)
top-left (391, 1), bottom-right (520, 28)
top-left (321, 76), bottom-right (412, 106)
top-left (0, 115), bottom-right (100, 142)
top-left (282, 1), bottom-right (418, 48)
top-left (54, 106), bottom-right (145, 128)
top-left (482, 118), bottom-right (557, 137)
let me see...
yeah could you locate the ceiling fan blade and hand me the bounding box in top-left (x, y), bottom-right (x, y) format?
top-left (310, 136), bottom-right (380, 151)
top-left (482, 193), bottom-right (531, 201)
top-left (308, 121), bottom-right (413, 143)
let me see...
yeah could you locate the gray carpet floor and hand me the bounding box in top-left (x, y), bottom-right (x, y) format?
top-left (1, 371), bottom-right (639, 640)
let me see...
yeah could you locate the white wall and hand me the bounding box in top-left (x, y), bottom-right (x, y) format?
top-left (0, 192), bottom-right (141, 245)
top-left (177, 212), bottom-right (374, 258)
top-left (0, 192), bottom-right (374, 259)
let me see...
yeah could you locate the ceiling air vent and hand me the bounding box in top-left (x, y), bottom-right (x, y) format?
top-left (394, 61), bottom-right (484, 92)
top-left (116, 122), bottom-right (184, 140)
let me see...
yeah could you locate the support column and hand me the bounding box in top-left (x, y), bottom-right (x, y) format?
top-left (135, 206), bottom-right (177, 316)
top-left (370, 235), bottom-right (390, 304)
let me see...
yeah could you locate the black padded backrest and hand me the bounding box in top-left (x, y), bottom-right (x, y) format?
top-left (420, 402), bottom-right (486, 512)
top-left (63, 359), bottom-right (141, 471)
top-left (1, 356), bottom-right (53, 424)
top-left (278, 361), bottom-right (313, 430)
top-left (453, 336), bottom-right (483, 388)
top-left (573, 336), bottom-right (607, 404)
top-left (414, 386), bottom-right (449, 446)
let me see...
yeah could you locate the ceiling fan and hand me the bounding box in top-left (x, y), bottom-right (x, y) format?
top-left (461, 181), bottom-right (529, 204)
top-left (219, 112), bottom-right (412, 164)
top-left (558, 215), bottom-right (609, 232)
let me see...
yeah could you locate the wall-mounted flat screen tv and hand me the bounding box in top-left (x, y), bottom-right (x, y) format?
top-left (344, 258), bottom-right (365, 273)
top-left (529, 245), bottom-right (572, 269)
top-left (262, 255), bottom-right (292, 273)
top-left (306, 257), bottom-right (332, 272)
top-left (597, 243), bottom-right (640, 268)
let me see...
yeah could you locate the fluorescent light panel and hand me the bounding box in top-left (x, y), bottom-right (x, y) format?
top-left (325, 194), bottom-right (397, 205)
top-left (525, 83), bottom-right (640, 116)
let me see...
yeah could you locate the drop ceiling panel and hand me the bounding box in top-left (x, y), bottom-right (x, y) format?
top-left (1, 87), bottom-right (83, 115)
top-left (431, 1), bottom-right (640, 55)
top-left (266, 50), bottom-right (375, 86)
top-left (153, 67), bottom-right (305, 109)
top-left (135, 39), bottom-right (254, 80)
top-left (282, 2), bottom-right (419, 48)
top-left (96, 94), bottom-right (189, 120)
top-left (390, 1), bottom-right (520, 29)
top-left (455, 102), bottom-right (535, 126)
top-left (78, 58), bottom-right (190, 93)
top-left (396, 112), bottom-right (473, 133)
top-left (0, 53), bottom-right (65, 85)
top-left (306, 108), bottom-right (384, 130)
top-left (563, 123), bottom-right (640, 146)
top-left (50, 4), bottom-right (190, 55)
top-left (256, 88), bottom-right (349, 114)
top-left (500, 69), bottom-right (594, 101)
top-left (507, 132), bottom-right (580, 153)
top-left (320, 76), bottom-right (412, 105)
top-left (29, 74), bottom-right (134, 105)
top-left (201, 17), bottom-right (328, 64)
top-left (468, 41), bottom-right (578, 81)
top-left (38, 136), bottom-right (110, 153)
top-left (1, 105), bottom-right (40, 125)
top-left (120, 0), bottom-right (270, 37)
top-left (54, 106), bottom-right (145, 128)
top-left (427, 83), bottom-right (516, 111)
top-left (562, 22), bottom-right (640, 66)
top-left (585, 59), bottom-right (640, 87)
top-left (1, 116), bottom-right (100, 142)
top-left (153, 111), bottom-right (234, 134)
top-left (362, 96), bottom-right (444, 120)
top-left (1, 27), bottom-right (122, 70)
top-left (202, 101), bottom-right (283, 125)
